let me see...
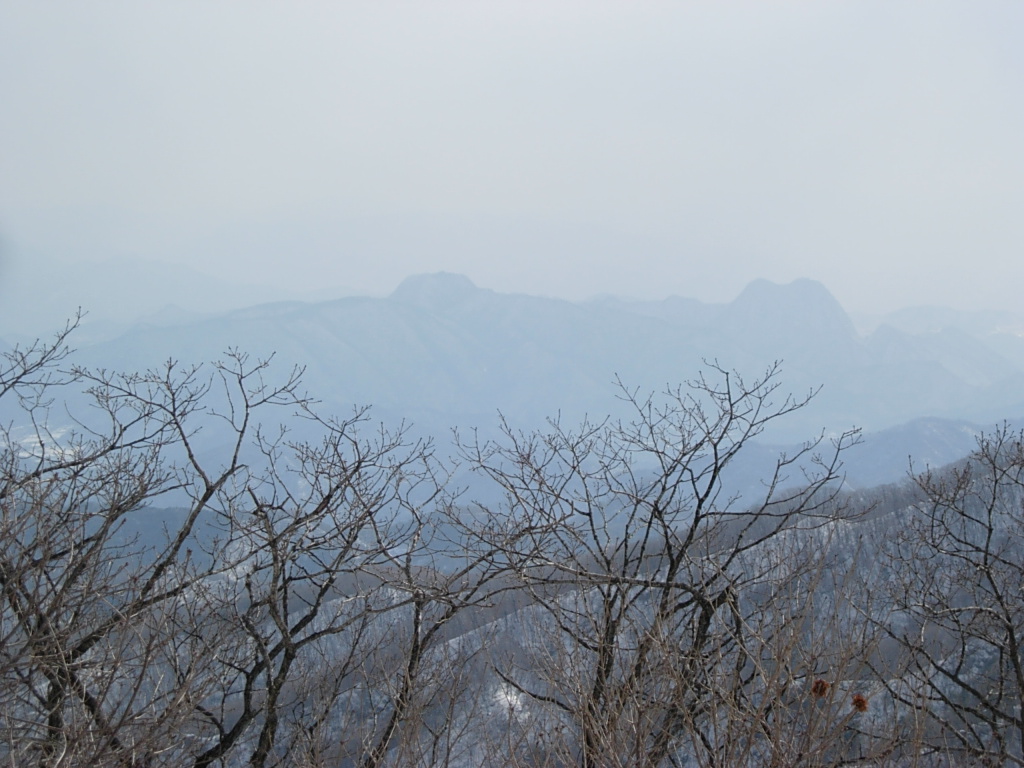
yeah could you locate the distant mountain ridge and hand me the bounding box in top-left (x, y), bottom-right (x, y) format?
top-left (15, 272), bottom-right (1024, 449)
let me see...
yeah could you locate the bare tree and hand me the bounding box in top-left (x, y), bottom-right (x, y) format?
top-left (459, 363), bottom-right (863, 768)
top-left (0, 323), bottom-right (546, 768)
top-left (178, 405), bottom-right (443, 768)
top-left (0, 320), bottom-right (203, 767)
top-left (876, 426), bottom-right (1024, 767)
top-left (0, 324), bottom-right (457, 767)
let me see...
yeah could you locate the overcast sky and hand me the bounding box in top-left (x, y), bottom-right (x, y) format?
top-left (2, 1), bottom-right (1023, 316)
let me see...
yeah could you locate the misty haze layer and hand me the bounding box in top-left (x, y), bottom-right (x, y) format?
top-left (2, 2), bottom-right (1023, 314)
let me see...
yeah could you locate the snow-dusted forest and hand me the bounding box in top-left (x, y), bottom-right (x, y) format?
top-left (5, 321), bottom-right (1024, 768)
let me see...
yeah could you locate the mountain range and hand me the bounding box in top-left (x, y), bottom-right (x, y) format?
top-left (6, 271), bottom-right (1024, 486)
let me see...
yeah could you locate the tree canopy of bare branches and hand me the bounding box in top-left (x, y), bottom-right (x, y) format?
top-left (457, 364), bottom-right (872, 768)
top-left (10, 322), bottom-right (1004, 768)
top-left (876, 426), bottom-right (1024, 767)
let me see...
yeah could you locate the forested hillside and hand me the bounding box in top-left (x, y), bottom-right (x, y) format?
top-left (5, 322), bottom-right (1024, 767)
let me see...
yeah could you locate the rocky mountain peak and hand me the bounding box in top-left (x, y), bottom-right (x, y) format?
top-left (389, 272), bottom-right (480, 311)
top-left (726, 278), bottom-right (858, 339)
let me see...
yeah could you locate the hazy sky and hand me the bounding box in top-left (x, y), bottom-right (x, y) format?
top-left (2, 1), bottom-right (1023, 315)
